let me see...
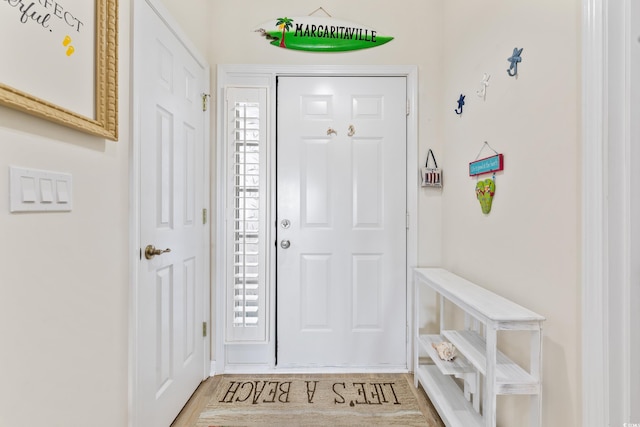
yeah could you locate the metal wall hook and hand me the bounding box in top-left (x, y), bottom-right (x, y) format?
top-left (327, 128), bottom-right (337, 136)
top-left (454, 94), bottom-right (465, 115)
top-left (507, 47), bottom-right (523, 77)
top-left (476, 73), bottom-right (490, 100)
top-left (347, 125), bottom-right (355, 137)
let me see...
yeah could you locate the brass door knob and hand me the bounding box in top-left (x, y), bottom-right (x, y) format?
top-left (145, 245), bottom-right (171, 259)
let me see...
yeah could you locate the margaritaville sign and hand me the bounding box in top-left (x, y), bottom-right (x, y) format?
top-left (255, 16), bottom-right (393, 52)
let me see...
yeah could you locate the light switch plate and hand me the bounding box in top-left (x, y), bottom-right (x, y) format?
top-left (9, 166), bottom-right (73, 212)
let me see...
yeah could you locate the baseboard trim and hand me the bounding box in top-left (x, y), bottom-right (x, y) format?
top-left (218, 365), bottom-right (410, 375)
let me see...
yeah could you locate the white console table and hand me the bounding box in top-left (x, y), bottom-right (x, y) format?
top-left (413, 268), bottom-right (545, 427)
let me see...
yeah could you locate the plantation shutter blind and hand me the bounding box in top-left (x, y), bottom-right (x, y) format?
top-left (225, 87), bottom-right (268, 342)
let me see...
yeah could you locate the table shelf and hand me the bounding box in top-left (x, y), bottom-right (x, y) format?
top-left (415, 365), bottom-right (484, 427)
top-left (418, 334), bottom-right (474, 376)
top-left (442, 330), bottom-right (540, 395)
top-left (414, 268), bottom-right (545, 427)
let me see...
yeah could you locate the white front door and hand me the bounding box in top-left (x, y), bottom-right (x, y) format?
top-left (276, 76), bottom-right (407, 368)
top-left (134, 1), bottom-right (208, 425)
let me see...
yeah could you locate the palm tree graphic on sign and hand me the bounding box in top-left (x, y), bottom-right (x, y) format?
top-left (276, 17), bottom-right (294, 48)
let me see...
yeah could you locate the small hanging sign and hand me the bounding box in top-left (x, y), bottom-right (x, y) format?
top-left (421, 149), bottom-right (443, 188)
top-left (255, 15), bottom-right (393, 52)
top-left (469, 154), bottom-right (504, 176)
top-left (470, 141), bottom-right (503, 215)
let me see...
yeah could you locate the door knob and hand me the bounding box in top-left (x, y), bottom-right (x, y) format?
top-left (280, 240), bottom-right (291, 249)
top-left (145, 245), bottom-right (171, 259)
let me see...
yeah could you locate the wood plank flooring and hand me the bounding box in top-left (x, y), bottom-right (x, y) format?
top-left (171, 373), bottom-right (444, 427)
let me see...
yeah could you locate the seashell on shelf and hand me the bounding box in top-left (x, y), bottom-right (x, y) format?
top-left (431, 341), bottom-right (457, 361)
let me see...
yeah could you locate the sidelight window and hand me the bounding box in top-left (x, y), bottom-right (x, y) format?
top-left (225, 87), bottom-right (268, 342)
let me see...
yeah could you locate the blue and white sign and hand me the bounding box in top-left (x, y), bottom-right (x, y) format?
top-left (469, 154), bottom-right (504, 176)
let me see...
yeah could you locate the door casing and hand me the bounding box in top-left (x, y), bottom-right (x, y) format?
top-left (215, 65), bottom-right (418, 373)
top-left (582, 0), bottom-right (640, 424)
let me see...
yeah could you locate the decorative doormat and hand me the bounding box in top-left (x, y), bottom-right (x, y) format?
top-left (195, 373), bottom-right (441, 426)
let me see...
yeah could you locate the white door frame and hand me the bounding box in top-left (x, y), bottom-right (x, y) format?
top-left (215, 65), bottom-right (418, 373)
top-left (129, 0), bottom-right (211, 425)
top-left (582, 0), bottom-right (638, 425)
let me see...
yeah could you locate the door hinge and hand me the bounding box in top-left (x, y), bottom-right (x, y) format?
top-left (406, 212), bottom-right (410, 229)
top-left (202, 93), bottom-right (210, 112)
top-left (406, 99), bottom-right (410, 116)
top-left (202, 321), bottom-right (207, 337)
top-left (202, 208), bottom-right (208, 224)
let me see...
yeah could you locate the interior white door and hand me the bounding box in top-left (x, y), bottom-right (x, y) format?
top-left (276, 76), bottom-right (407, 368)
top-left (135, 1), bottom-right (207, 426)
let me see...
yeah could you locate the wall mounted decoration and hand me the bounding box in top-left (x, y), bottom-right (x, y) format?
top-left (255, 10), bottom-right (393, 52)
top-left (469, 142), bottom-right (504, 176)
top-left (469, 154), bottom-right (504, 176)
top-left (476, 177), bottom-right (496, 214)
top-left (507, 47), bottom-right (523, 77)
top-left (421, 149), bottom-right (442, 188)
top-left (470, 142), bottom-right (503, 214)
top-left (454, 94), bottom-right (465, 115)
top-left (0, 0), bottom-right (118, 140)
top-left (476, 73), bottom-right (491, 100)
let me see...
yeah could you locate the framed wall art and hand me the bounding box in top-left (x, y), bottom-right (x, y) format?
top-left (0, 0), bottom-right (118, 140)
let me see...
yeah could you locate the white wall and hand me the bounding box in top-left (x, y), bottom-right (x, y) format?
top-left (157, 0), bottom-right (211, 57)
top-left (0, 3), bottom-right (132, 427)
top-left (441, 0), bottom-right (580, 425)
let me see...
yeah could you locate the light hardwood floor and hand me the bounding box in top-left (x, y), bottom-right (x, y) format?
top-left (171, 375), bottom-right (223, 427)
top-left (170, 373), bottom-right (444, 427)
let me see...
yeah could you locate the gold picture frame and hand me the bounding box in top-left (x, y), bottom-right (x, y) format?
top-left (0, 0), bottom-right (118, 141)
